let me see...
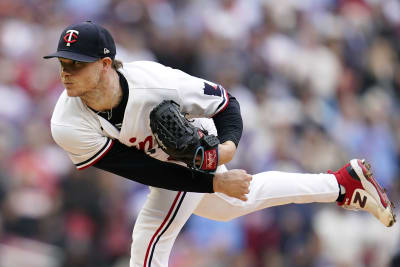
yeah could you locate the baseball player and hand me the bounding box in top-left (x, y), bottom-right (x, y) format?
top-left (44, 21), bottom-right (395, 267)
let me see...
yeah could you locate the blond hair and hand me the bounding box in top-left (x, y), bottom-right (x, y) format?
top-left (112, 59), bottom-right (123, 70)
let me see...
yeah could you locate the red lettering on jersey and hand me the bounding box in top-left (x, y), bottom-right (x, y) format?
top-left (129, 136), bottom-right (154, 152)
top-left (139, 136), bottom-right (153, 151)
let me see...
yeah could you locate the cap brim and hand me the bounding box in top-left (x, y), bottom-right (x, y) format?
top-left (43, 50), bottom-right (99, 62)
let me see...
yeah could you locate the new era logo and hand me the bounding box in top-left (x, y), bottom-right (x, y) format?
top-left (104, 48), bottom-right (110, 54)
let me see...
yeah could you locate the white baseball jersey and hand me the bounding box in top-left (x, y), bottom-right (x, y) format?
top-left (51, 61), bottom-right (229, 170)
top-left (50, 60), bottom-right (339, 267)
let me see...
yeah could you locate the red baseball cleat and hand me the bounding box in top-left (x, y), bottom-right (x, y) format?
top-left (329, 159), bottom-right (396, 227)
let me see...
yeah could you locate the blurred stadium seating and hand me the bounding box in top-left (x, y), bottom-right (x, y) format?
top-left (0, 0), bottom-right (399, 266)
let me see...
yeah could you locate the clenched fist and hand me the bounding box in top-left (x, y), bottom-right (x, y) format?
top-left (213, 169), bottom-right (252, 201)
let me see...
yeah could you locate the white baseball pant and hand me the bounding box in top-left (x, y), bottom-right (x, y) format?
top-left (129, 166), bottom-right (339, 267)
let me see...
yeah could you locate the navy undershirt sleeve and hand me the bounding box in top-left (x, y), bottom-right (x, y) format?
top-left (93, 140), bottom-right (215, 192)
top-left (212, 93), bottom-right (243, 147)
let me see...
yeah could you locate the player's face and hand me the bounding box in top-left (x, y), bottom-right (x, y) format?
top-left (59, 58), bottom-right (103, 97)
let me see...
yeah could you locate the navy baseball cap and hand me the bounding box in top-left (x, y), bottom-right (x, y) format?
top-left (44, 21), bottom-right (116, 62)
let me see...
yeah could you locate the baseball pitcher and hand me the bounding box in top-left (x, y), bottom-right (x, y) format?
top-left (44, 21), bottom-right (395, 267)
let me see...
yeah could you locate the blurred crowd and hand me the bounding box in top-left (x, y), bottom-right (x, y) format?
top-left (0, 0), bottom-right (400, 266)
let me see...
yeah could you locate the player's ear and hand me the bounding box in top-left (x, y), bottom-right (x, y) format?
top-left (101, 57), bottom-right (112, 69)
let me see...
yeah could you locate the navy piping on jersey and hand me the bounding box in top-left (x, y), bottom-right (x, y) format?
top-left (76, 138), bottom-right (114, 170)
top-left (213, 86), bottom-right (229, 116)
top-left (143, 191), bottom-right (186, 267)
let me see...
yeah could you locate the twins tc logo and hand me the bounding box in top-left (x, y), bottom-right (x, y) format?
top-left (64, 30), bottom-right (79, 47)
